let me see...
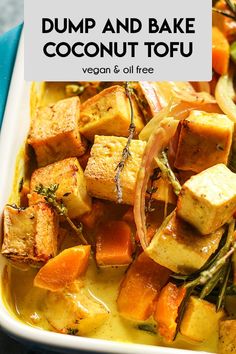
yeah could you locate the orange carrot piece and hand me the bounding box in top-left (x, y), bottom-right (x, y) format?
top-left (212, 27), bottom-right (230, 75)
top-left (34, 245), bottom-right (91, 291)
top-left (96, 221), bottom-right (133, 266)
top-left (154, 282), bottom-right (186, 342)
top-left (80, 200), bottom-right (105, 229)
top-left (117, 252), bottom-right (171, 321)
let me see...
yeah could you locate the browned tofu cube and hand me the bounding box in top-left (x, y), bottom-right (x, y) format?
top-left (180, 297), bottom-right (225, 342)
top-left (85, 135), bottom-right (145, 205)
top-left (28, 97), bottom-right (87, 167)
top-left (2, 203), bottom-right (58, 266)
top-left (85, 135), bottom-right (175, 205)
top-left (219, 320), bottom-right (236, 354)
top-left (29, 157), bottom-right (91, 218)
top-left (146, 212), bottom-right (224, 274)
top-left (79, 85), bottom-right (144, 141)
top-left (174, 111), bottom-right (233, 173)
top-left (177, 164), bottom-right (236, 235)
top-left (44, 280), bottom-right (110, 335)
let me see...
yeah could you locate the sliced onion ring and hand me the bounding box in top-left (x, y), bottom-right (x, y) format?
top-left (134, 117), bottom-right (179, 250)
top-left (215, 70), bottom-right (236, 123)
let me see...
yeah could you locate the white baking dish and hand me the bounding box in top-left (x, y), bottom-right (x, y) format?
top-left (0, 32), bottom-right (212, 354)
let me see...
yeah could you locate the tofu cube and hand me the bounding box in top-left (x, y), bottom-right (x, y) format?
top-left (79, 85), bottom-right (144, 141)
top-left (85, 135), bottom-right (146, 205)
top-left (85, 135), bottom-right (176, 205)
top-left (177, 164), bottom-right (236, 234)
top-left (44, 281), bottom-right (110, 335)
top-left (29, 157), bottom-right (91, 218)
top-left (28, 97), bottom-right (87, 167)
top-left (219, 320), bottom-right (236, 354)
top-left (180, 297), bottom-right (225, 342)
top-left (174, 111), bottom-right (233, 173)
top-left (2, 203), bottom-right (58, 266)
top-left (146, 212), bottom-right (224, 274)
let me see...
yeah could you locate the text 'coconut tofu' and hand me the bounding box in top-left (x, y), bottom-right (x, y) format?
top-left (28, 97), bottom-right (87, 167)
top-left (2, 203), bottom-right (58, 265)
top-left (180, 297), bottom-right (225, 342)
top-left (174, 111), bottom-right (233, 173)
top-left (29, 157), bottom-right (91, 218)
top-left (219, 320), bottom-right (236, 354)
top-left (79, 85), bottom-right (144, 141)
top-left (44, 281), bottom-right (110, 335)
top-left (85, 135), bottom-right (175, 205)
top-left (146, 212), bottom-right (224, 274)
top-left (177, 164), bottom-right (236, 234)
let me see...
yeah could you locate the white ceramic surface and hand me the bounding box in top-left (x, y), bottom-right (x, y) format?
top-left (0, 33), bottom-right (211, 354)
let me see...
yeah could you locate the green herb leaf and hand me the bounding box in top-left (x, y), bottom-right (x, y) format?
top-left (137, 323), bottom-right (156, 335)
top-left (35, 184), bottom-right (87, 245)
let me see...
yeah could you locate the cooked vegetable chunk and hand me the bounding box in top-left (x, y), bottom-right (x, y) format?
top-left (44, 281), bottom-right (109, 335)
top-left (174, 111), bottom-right (233, 173)
top-left (79, 85), bottom-right (144, 141)
top-left (177, 164), bottom-right (236, 234)
top-left (2, 203), bottom-right (58, 265)
top-left (154, 283), bottom-right (186, 342)
top-left (212, 26), bottom-right (230, 76)
top-left (146, 212), bottom-right (224, 274)
top-left (28, 97), bottom-right (87, 167)
top-left (80, 199), bottom-right (105, 229)
top-left (180, 297), bottom-right (225, 342)
top-left (95, 221), bottom-right (133, 266)
top-left (29, 157), bottom-right (91, 218)
top-left (219, 320), bottom-right (236, 354)
top-left (117, 252), bottom-right (171, 321)
top-left (85, 135), bottom-right (175, 205)
top-left (132, 81), bottom-right (161, 122)
top-left (34, 245), bottom-right (91, 291)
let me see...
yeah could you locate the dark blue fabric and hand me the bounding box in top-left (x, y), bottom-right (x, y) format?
top-left (0, 23), bottom-right (23, 128)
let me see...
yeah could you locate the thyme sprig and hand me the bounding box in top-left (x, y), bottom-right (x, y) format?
top-left (146, 168), bottom-right (161, 213)
top-left (156, 150), bottom-right (181, 196)
top-left (34, 184), bottom-right (88, 245)
top-left (212, 0), bottom-right (236, 20)
top-left (173, 220), bottom-right (236, 338)
top-left (114, 82), bottom-right (136, 203)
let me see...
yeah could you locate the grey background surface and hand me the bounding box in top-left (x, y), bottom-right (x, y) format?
top-left (0, 0), bottom-right (23, 34)
top-left (24, 0), bottom-right (212, 82)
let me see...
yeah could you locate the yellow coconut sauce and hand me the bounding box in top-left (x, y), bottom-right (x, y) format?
top-left (1, 81), bottom-right (223, 353)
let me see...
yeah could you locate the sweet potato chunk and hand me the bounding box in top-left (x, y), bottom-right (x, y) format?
top-left (34, 245), bottom-right (91, 291)
top-left (219, 320), bottom-right (236, 354)
top-left (154, 283), bottom-right (186, 342)
top-left (2, 203), bottom-right (58, 266)
top-left (44, 280), bottom-right (110, 335)
top-left (28, 97), bottom-right (87, 167)
top-left (79, 85), bottom-right (144, 141)
top-left (117, 252), bottom-right (171, 321)
top-left (96, 221), bottom-right (133, 266)
top-left (29, 157), bottom-right (91, 218)
top-left (180, 296), bottom-right (225, 342)
top-left (146, 212), bottom-right (224, 274)
top-left (177, 164), bottom-right (236, 234)
top-left (80, 199), bottom-right (105, 229)
top-left (174, 111), bottom-right (233, 173)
